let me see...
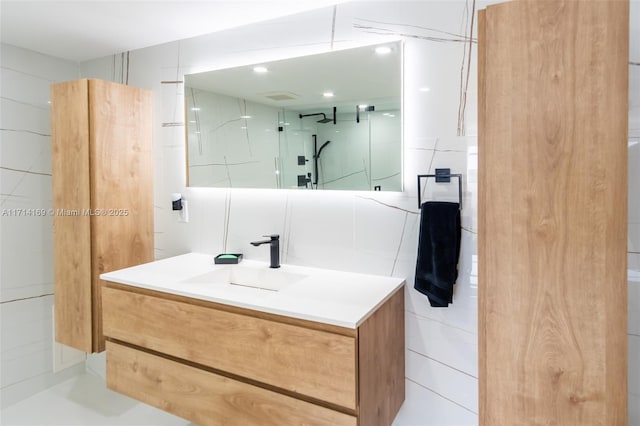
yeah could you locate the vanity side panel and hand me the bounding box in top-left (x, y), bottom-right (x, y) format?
top-left (102, 286), bottom-right (357, 410)
top-left (106, 341), bottom-right (357, 426)
top-left (357, 287), bottom-right (405, 426)
top-left (88, 79), bottom-right (154, 353)
top-left (51, 79), bottom-right (93, 352)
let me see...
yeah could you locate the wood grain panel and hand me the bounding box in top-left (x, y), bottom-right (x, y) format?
top-left (476, 9), bottom-right (488, 423)
top-left (51, 80), bottom-right (93, 352)
top-left (479, 1), bottom-right (628, 424)
top-left (357, 287), bottom-right (405, 426)
top-left (88, 80), bottom-right (154, 352)
top-left (102, 286), bottom-right (357, 410)
top-left (106, 341), bottom-right (357, 426)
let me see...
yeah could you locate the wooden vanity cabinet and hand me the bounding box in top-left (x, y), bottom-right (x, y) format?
top-left (52, 79), bottom-right (153, 353)
top-left (102, 283), bottom-right (405, 426)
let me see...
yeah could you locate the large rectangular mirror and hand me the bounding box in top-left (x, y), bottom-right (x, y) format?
top-left (185, 41), bottom-right (402, 191)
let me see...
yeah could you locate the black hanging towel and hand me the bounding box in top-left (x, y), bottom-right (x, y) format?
top-left (414, 201), bottom-right (461, 307)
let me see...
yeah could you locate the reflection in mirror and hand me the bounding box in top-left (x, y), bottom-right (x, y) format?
top-left (185, 42), bottom-right (402, 191)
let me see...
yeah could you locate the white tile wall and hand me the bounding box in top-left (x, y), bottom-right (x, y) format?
top-left (392, 380), bottom-right (477, 426)
top-left (405, 348), bottom-right (478, 414)
top-left (1, 296), bottom-right (56, 385)
top-left (0, 44), bottom-right (85, 408)
top-left (74, 1), bottom-right (639, 424)
top-left (2, 0), bottom-right (637, 423)
top-left (76, 3), bottom-right (481, 423)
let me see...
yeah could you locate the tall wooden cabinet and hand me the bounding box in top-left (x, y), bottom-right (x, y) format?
top-left (479, 1), bottom-right (629, 424)
top-left (51, 79), bottom-right (153, 353)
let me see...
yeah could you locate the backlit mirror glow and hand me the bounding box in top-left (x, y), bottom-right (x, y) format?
top-left (185, 42), bottom-right (402, 191)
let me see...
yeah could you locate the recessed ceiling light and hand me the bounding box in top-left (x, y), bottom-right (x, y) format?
top-left (375, 46), bottom-right (392, 55)
top-left (323, 91), bottom-right (334, 98)
top-left (240, 115), bottom-right (252, 119)
top-left (419, 87), bottom-right (431, 92)
top-left (191, 107), bottom-right (200, 111)
top-left (253, 66), bottom-right (268, 73)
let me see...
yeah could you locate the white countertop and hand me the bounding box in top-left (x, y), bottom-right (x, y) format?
top-left (100, 253), bottom-right (405, 329)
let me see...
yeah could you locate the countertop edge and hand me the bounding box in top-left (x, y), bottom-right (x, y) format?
top-left (101, 274), bottom-right (406, 330)
top-left (99, 253), bottom-right (407, 330)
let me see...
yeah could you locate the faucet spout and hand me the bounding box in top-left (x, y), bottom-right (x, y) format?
top-left (250, 234), bottom-right (280, 268)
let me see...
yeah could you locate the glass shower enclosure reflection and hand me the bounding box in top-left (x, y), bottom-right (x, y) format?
top-left (185, 87), bottom-right (401, 191)
top-left (277, 108), bottom-right (401, 191)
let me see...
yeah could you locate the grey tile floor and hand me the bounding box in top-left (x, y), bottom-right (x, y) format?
top-left (1, 373), bottom-right (193, 426)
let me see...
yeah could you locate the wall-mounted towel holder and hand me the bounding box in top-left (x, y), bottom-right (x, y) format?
top-left (417, 168), bottom-right (463, 210)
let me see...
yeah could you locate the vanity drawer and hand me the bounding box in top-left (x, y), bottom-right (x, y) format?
top-left (106, 341), bottom-right (356, 426)
top-left (102, 286), bottom-right (357, 410)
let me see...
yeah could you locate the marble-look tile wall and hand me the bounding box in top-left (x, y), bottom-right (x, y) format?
top-left (0, 44), bottom-right (85, 407)
top-left (0, 1), bottom-right (624, 424)
top-left (80, 3), bottom-right (481, 423)
top-left (77, 1), bottom-right (639, 424)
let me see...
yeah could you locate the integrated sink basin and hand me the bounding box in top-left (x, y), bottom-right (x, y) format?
top-left (181, 264), bottom-right (308, 292)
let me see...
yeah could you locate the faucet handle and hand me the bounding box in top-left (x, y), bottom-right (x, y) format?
top-left (263, 234), bottom-right (279, 240)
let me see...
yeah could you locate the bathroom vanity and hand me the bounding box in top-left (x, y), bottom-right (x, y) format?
top-left (100, 254), bottom-right (405, 426)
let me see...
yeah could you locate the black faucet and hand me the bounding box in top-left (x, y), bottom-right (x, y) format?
top-left (250, 234), bottom-right (280, 268)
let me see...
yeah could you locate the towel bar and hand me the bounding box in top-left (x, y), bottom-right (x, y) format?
top-left (417, 168), bottom-right (463, 210)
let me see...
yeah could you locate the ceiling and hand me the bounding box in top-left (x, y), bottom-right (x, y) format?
top-left (2, 1), bottom-right (637, 69)
top-left (0, 0), bottom-right (347, 63)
